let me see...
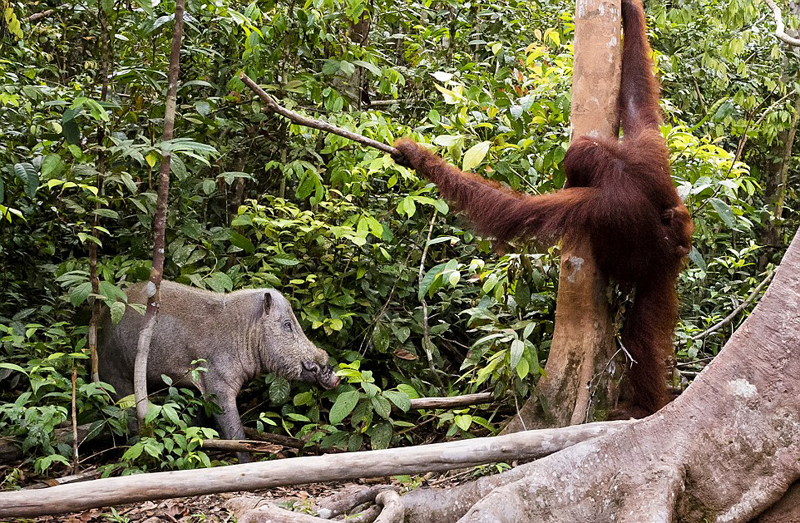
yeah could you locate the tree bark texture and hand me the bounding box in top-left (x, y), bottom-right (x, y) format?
top-left (133, 0), bottom-right (185, 426)
top-left (504, 0), bottom-right (621, 432)
top-left (403, 229), bottom-right (800, 523)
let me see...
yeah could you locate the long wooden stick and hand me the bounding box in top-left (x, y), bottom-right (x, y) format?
top-left (409, 392), bottom-right (494, 410)
top-left (238, 73), bottom-right (399, 156)
top-left (0, 420), bottom-right (632, 517)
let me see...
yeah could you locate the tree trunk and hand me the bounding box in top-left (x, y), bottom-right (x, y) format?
top-left (403, 228), bottom-right (800, 522)
top-left (504, 0), bottom-right (622, 432)
top-left (133, 0), bottom-right (185, 427)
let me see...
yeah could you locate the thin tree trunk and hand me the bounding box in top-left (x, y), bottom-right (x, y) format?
top-left (503, 0), bottom-right (622, 432)
top-left (760, 85), bottom-right (800, 269)
top-left (348, 2), bottom-right (372, 106)
top-left (89, 0), bottom-right (112, 385)
top-left (133, 0), bottom-right (185, 427)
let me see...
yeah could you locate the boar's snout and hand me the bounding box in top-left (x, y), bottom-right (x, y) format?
top-left (301, 361), bottom-right (340, 389)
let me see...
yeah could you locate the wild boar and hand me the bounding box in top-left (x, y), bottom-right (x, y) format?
top-left (98, 280), bottom-right (339, 460)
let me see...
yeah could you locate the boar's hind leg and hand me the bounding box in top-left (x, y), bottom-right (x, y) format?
top-left (207, 383), bottom-right (252, 463)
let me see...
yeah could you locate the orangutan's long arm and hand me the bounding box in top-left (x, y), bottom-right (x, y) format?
top-left (393, 139), bottom-right (596, 244)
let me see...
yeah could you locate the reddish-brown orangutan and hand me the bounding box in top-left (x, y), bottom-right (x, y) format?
top-left (392, 0), bottom-right (693, 418)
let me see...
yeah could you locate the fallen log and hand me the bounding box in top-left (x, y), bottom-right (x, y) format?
top-left (409, 392), bottom-right (493, 410)
top-left (0, 420), bottom-right (631, 517)
top-left (200, 439), bottom-right (283, 454)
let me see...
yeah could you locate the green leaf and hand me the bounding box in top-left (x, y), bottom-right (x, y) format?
top-left (120, 173), bottom-right (138, 194)
top-left (133, 0), bottom-right (155, 17)
top-left (348, 433), bottom-right (364, 451)
top-left (41, 154), bottom-right (67, 178)
top-left (510, 339), bottom-right (525, 368)
top-left (322, 60), bottom-right (341, 75)
top-left (99, 281), bottom-right (126, 303)
top-left (269, 376), bottom-right (291, 405)
top-left (194, 101), bottom-right (211, 116)
top-left (710, 198), bottom-right (736, 228)
top-left (688, 247), bottom-right (706, 270)
top-left (418, 262), bottom-right (446, 300)
top-left (454, 414), bottom-right (472, 432)
top-left (293, 391), bottom-right (314, 406)
top-left (202, 179), bottom-right (216, 195)
top-left (353, 60), bottom-right (381, 76)
top-left (145, 404), bottom-right (162, 425)
top-left (230, 214), bottom-right (252, 227)
top-left (70, 282), bottom-right (92, 307)
top-left (217, 171), bottom-right (253, 184)
top-left (93, 208), bottom-right (120, 220)
top-left (229, 231), bottom-right (255, 254)
top-left (171, 155), bottom-right (188, 180)
top-left (62, 113), bottom-right (81, 145)
top-left (395, 326), bottom-right (410, 343)
top-left (516, 357), bottom-right (530, 380)
top-left (272, 254), bottom-right (300, 266)
top-left (461, 141), bottom-right (491, 172)
top-left (382, 390), bottom-right (411, 412)
top-left (3, 7), bottom-right (22, 39)
top-left (206, 272), bottom-right (233, 293)
top-left (713, 100), bottom-right (734, 122)
top-left (433, 135), bottom-right (461, 147)
top-left (117, 394), bottom-right (136, 409)
top-left (172, 242), bottom-right (196, 267)
top-left (110, 301), bottom-right (126, 324)
top-left (162, 404), bottom-right (180, 425)
top-left (369, 422), bottom-right (392, 450)
top-left (122, 442), bottom-right (144, 462)
top-left (396, 196), bottom-right (416, 218)
top-left (330, 390), bottom-right (361, 424)
top-left (433, 199), bottom-right (449, 214)
top-left (14, 163), bottom-right (39, 198)
top-left (371, 395), bottom-right (392, 419)
top-left (0, 363), bottom-right (27, 375)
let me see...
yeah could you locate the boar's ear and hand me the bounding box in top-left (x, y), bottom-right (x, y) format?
top-left (262, 292), bottom-right (272, 316)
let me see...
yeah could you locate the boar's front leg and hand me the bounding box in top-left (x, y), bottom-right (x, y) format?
top-left (206, 382), bottom-right (252, 463)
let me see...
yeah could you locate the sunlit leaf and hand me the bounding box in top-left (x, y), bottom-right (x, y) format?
top-left (462, 141), bottom-right (491, 172)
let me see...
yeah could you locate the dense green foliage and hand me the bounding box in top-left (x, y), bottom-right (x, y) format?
top-left (0, 0), bottom-right (796, 479)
